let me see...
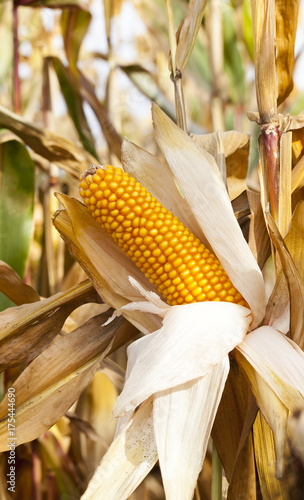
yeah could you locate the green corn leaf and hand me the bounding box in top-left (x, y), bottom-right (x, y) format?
top-left (0, 140), bottom-right (35, 311)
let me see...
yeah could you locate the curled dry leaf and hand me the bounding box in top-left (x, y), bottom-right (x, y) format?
top-left (0, 280), bottom-right (99, 370)
top-left (173, 0), bottom-right (207, 74)
top-left (0, 261), bottom-right (40, 305)
top-left (0, 105), bottom-right (96, 178)
top-left (0, 312), bottom-right (137, 450)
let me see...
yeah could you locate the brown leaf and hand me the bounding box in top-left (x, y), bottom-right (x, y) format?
top-left (253, 411), bottom-right (291, 499)
top-left (0, 313), bottom-right (136, 450)
top-left (0, 261), bottom-right (40, 305)
top-left (212, 358), bottom-right (257, 483)
top-left (173, 0), bottom-right (207, 74)
top-left (0, 280), bottom-right (99, 370)
top-left (227, 432), bottom-right (257, 500)
top-left (0, 105), bottom-right (96, 178)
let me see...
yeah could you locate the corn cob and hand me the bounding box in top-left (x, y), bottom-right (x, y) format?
top-left (79, 165), bottom-right (246, 307)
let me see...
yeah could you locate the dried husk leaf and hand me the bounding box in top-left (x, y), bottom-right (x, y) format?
top-left (227, 432), bottom-right (257, 500)
top-left (81, 398), bottom-right (158, 500)
top-left (253, 411), bottom-right (290, 499)
top-left (153, 360), bottom-right (229, 500)
top-left (212, 358), bottom-right (257, 483)
top-left (236, 326), bottom-right (304, 412)
top-left (288, 407), bottom-right (304, 467)
top-left (53, 195), bottom-right (161, 334)
top-left (0, 280), bottom-right (99, 370)
top-left (0, 313), bottom-right (136, 450)
top-left (152, 104), bottom-right (265, 327)
top-left (0, 105), bottom-right (95, 178)
top-left (266, 210), bottom-right (304, 348)
top-left (0, 261), bottom-right (40, 305)
top-left (250, 0), bottom-right (277, 122)
top-left (173, 0), bottom-right (207, 74)
top-left (276, 0), bottom-right (300, 106)
top-left (191, 130), bottom-right (250, 199)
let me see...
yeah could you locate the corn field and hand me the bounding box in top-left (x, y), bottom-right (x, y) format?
top-left (0, 0), bottom-right (304, 499)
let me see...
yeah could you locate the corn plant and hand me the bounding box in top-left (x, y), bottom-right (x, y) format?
top-left (0, 1), bottom-right (304, 499)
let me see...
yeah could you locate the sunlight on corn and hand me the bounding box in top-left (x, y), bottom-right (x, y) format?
top-left (79, 165), bottom-right (246, 307)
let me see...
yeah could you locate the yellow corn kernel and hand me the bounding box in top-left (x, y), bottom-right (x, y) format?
top-left (79, 165), bottom-right (246, 307)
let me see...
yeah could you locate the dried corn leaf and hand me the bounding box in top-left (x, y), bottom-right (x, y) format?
top-left (227, 432), bottom-right (256, 500)
top-left (212, 358), bottom-right (255, 483)
top-left (0, 313), bottom-right (135, 450)
top-left (174, 0), bottom-right (207, 74)
top-left (0, 261), bottom-right (40, 305)
top-left (53, 195), bottom-right (162, 334)
top-left (266, 210), bottom-right (304, 348)
top-left (250, 0), bottom-right (277, 122)
top-left (0, 280), bottom-right (99, 370)
top-left (61, 8), bottom-right (92, 74)
top-left (81, 397), bottom-right (158, 500)
top-left (79, 71), bottom-right (122, 160)
top-left (253, 412), bottom-right (290, 499)
top-left (0, 105), bottom-right (96, 177)
top-left (276, 0), bottom-right (300, 106)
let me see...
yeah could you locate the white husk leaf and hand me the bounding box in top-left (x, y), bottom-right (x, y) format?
top-left (81, 398), bottom-right (157, 500)
top-left (237, 326), bottom-right (304, 406)
top-left (152, 104), bottom-right (265, 327)
top-left (153, 358), bottom-right (229, 500)
top-left (113, 301), bottom-right (251, 416)
top-left (104, 278), bottom-right (170, 325)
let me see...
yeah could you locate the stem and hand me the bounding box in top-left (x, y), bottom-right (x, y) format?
top-left (261, 123), bottom-right (280, 223)
top-left (13, 5), bottom-right (21, 113)
top-left (165, 0), bottom-right (177, 78)
top-left (211, 441), bottom-right (222, 500)
top-left (171, 71), bottom-right (187, 132)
